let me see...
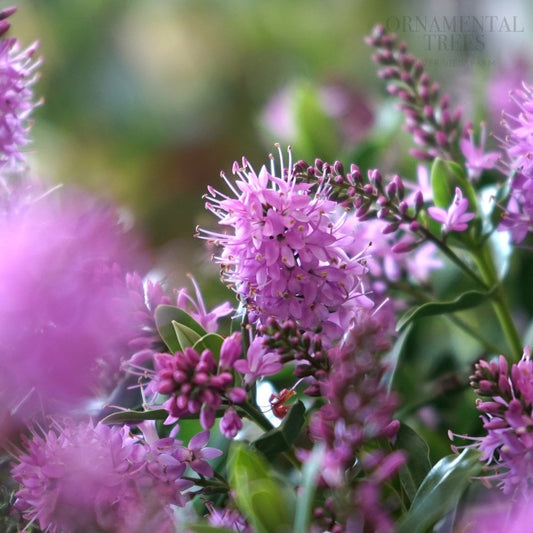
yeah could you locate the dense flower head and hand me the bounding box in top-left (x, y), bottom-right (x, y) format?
top-left (499, 81), bottom-right (533, 241)
top-left (0, 8), bottom-right (41, 170)
top-left (456, 347), bottom-right (533, 496)
top-left (150, 341), bottom-right (246, 430)
top-left (200, 147), bottom-right (372, 344)
top-left (11, 419), bottom-right (190, 533)
top-left (0, 188), bottom-right (146, 424)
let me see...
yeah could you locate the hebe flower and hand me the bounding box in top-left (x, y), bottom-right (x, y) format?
top-left (200, 147), bottom-right (370, 344)
top-left (0, 188), bottom-right (145, 424)
top-left (454, 347), bottom-right (533, 496)
top-left (366, 24), bottom-right (462, 161)
top-left (151, 338), bottom-right (246, 430)
top-left (460, 122), bottom-right (501, 181)
top-left (0, 7), bottom-right (41, 169)
top-left (175, 274), bottom-right (233, 333)
top-left (428, 187), bottom-right (475, 233)
top-left (499, 81), bottom-right (533, 242)
top-left (11, 420), bottom-right (190, 533)
top-left (305, 306), bottom-right (404, 531)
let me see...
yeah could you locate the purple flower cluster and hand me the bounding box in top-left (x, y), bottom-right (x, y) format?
top-left (0, 189), bottom-right (145, 426)
top-left (304, 307), bottom-right (405, 531)
top-left (500, 82), bottom-right (533, 242)
top-left (150, 333), bottom-right (247, 432)
top-left (200, 148), bottom-right (371, 344)
top-left (0, 7), bottom-right (40, 170)
top-left (457, 347), bottom-right (533, 496)
top-left (366, 24), bottom-right (462, 161)
top-left (11, 420), bottom-right (193, 533)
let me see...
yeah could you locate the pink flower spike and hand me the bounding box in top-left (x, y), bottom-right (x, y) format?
top-left (428, 187), bottom-right (475, 233)
top-left (459, 122), bottom-right (501, 181)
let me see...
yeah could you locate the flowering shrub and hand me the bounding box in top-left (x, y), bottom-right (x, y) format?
top-left (3, 8), bottom-right (533, 533)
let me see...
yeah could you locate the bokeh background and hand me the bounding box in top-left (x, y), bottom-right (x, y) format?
top-left (5, 0), bottom-right (533, 462)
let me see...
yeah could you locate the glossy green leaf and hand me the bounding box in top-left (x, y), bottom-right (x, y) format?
top-left (228, 443), bottom-right (295, 533)
top-left (430, 157), bottom-right (477, 210)
top-left (396, 288), bottom-right (495, 331)
top-left (397, 448), bottom-right (482, 533)
top-left (252, 401), bottom-right (305, 461)
top-left (193, 333), bottom-right (225, 358)
top-left (173, 320), bottom-right (202, 350)
top-left (100, 408), bottom-right (169, 425)
top-left (154, 304), bottom-right (207, 353)
top-left (395, 423), bottom-right (432, 503)
top-left (294, 444), bottom-right (325, 533)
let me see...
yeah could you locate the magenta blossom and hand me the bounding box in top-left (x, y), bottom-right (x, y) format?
top-left (453, 347), bottom-right (533, 497)
top-left (428, 187), bottom-right (475, 233)
top-left (200, 147), bottom-right (371, 344)
top-left (0, 9), bottom-right (41, 170)
top-left (150, 342), bottom-right (246, 430)
top-left (11, 420), bottom-right (189, 533)
top-left (176, 430), bottom-right (222, 478)
top-left (176, 274), bottom-right (233, 333)
top-left (234, 336), bottom-right (283, 386)
top-left (460, 122), bottom-right (501, 181)
top-left (0, 188), bottom-right (146, 424)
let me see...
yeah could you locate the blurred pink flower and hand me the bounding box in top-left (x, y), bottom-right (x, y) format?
top-left (11, 419), bottom-right (187, 533)
top-left (0, 188), bottom-right (145, 424)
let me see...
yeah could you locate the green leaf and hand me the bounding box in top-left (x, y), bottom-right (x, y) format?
top-left (186, 525), bottom-right (235, 533)
top-left (154, 304), bottom-right (207, 353)
top-left (396, 288), bottom-right (495, 331)
top-left (293, 82), bottom-right (339, 162)
top-left (193, 333), bottom-right (225, 358)
top-left (397, 448), bottom-right (482, 533)
top-left (228, 444), bottom-right (295, 533)
top-left (395, 423), bottom-right (432, 503)
top-left (430, 157), bottom-right (477, 210)
top-left (252, 401), bottom-right (306, 461)
top-left (173, 320), bottom-right (202, 350)
top-left (294, 445), bottom-right (325, 533)
top-left (100, 408), bottom-right (169, 425)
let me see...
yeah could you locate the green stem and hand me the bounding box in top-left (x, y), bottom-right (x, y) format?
top-left (472, 243), bottom-right (522, 362)
top-left (419, 228), bottom-right (488, 289)
top-left (238, 401), bottom-right (275, 432)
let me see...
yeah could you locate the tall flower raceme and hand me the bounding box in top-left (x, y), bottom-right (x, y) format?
top-left (0, 6), bottom-right (41, 170)
top-left (10, 419), bottom-right (193, 533)
top-left (451, 347), bottom-right (533, 497)
top-left (199, 147), bottom-right (373, 345)
top-left (303, 305), bottom-right (405, 532)
top-left (499, 81), bottom-right (533, 242)
top-left (0, 187), bottom-right (148, 427)
top-left (365, 24), bottom-right (462, 161)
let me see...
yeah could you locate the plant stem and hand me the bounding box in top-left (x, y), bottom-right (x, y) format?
top-left (472, 242), bottom-right (522, 362)
top-left (238, 400), bottom-right (274, 432)
top-left (419, 228), bottom-right (488, 289)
